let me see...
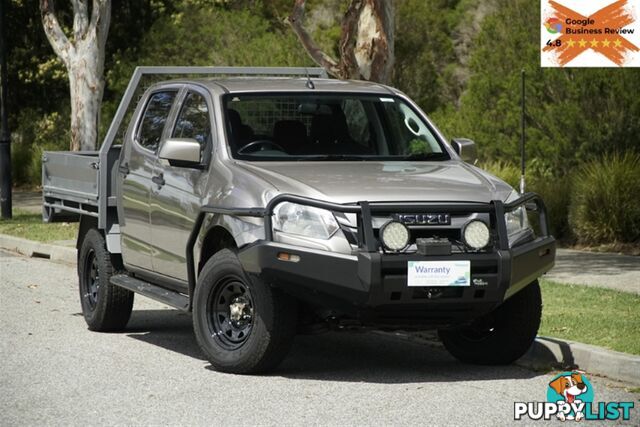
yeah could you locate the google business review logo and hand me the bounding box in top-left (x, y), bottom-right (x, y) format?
top-left (545, 17), bottom-right (563, 34)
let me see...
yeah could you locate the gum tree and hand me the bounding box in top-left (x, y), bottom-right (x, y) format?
top-left (288, 0), bottom-right (394, 84)
top-left (40, 0), bottom-right (110, 151)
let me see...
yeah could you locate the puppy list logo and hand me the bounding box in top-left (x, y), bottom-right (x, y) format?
top-left (514, 371), bottom-right (635, 422)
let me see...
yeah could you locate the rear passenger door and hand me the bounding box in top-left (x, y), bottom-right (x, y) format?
top-left (150, 88), bottom-right (213, 282)
top-left (120, 89), bottom-right (179, 271)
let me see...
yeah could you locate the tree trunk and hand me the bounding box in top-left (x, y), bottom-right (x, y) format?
top-left (289, 0), bottom-right (394, 84)
top-left (40, 0), bottom-right (110, 151)
top-left (68, 39), bottom-right (106, 151)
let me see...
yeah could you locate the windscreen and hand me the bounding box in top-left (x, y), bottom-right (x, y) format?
top-left (224, 94), bottom-right (449, 161)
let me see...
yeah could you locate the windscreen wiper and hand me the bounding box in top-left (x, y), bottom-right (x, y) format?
top-left (298, 154), bottom-right (369, 161)
top-left (401, 152), bottom-right (449, 161)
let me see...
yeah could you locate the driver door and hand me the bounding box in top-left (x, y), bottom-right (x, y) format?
top-left (150, 88), bottom-right (213, 282)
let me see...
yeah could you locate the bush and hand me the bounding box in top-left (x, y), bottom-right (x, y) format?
top-left (481, 159), bottom-right (571, 239)
top-left (569, 152), bottom-right (640, 244)
top-left (480, 160), bottom-right (520, 188)
top-left (11, 107), bottom-right (70, 186)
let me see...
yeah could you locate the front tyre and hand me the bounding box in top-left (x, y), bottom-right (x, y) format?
top-left (438, 280), bottom-right (542, 365)
top-left (193, 249), bottom-right (297, 374)
top-left (78, 229), bottom-right (134, 331)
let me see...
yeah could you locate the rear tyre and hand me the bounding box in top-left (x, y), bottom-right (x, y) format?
top-left (78, 229), bottom-right (134, 331)
top-left (438, 280), bottom-right (542, 365)
top-left (193, 249), bottom-right (297, 374)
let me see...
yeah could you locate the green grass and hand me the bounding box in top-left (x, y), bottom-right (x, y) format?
top-left (540, 280), bottom-right (640, 355)
top-left (0, 209), bottom-right (78, 243)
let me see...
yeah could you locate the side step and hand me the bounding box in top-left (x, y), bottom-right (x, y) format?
top-left (110, 274), bottom-right (190, 311)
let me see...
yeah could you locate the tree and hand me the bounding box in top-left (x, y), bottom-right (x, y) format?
top-left (40, 0), bottom-right (110, 151)
top-left (288, 0), bottom-right (394, 83)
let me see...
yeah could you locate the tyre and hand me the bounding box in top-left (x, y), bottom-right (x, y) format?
top-left (193, 249), bottom-right (297, 374)
top-left (438, 280), bottom-right (542, 365)
top-left (78, 228), bottom-right (134, 331)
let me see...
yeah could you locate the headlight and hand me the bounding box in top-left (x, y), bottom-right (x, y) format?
top-left (505, 192), bottom-right (532, 247)
top-left (273, 202), bottom-right (339, 240)
top-left (380, 221), bottom-right (410, 252)
top-left (463, 220), bottom-right (490, 249)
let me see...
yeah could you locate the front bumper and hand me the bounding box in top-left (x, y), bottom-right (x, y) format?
top-left (238, 235), bottom-right (555, 327)
top-left (188, 192), bottom-right (555, 326)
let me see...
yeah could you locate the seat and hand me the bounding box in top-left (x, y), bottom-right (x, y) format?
top-left (272, 120), bottom-right (308, 154)
top-left (227, 109), bottom-right (254, 143)
top-left (309, 114), bottom-right (351, 154)
top-left (310, 113), bottom-right (373, 155)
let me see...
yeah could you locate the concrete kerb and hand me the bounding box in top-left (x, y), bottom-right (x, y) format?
top-left (377, 331), bottom-right (640, 387)
top-left (519, 337), bottom-right (640, 387)
top-left (0, 234), bottom-right (76, 264)
top-left (2, 234), bottom-right (639, 387)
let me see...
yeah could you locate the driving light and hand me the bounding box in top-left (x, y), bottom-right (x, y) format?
top-left (463, 220), bottom-right (490, 250)
top-left (380, 221), bottom-right (410, 252)
top-left (273, 202), bottom-right (339, 240)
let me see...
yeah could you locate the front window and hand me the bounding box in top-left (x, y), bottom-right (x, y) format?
top-left (224, 94), bottom-right (449, 161)
top-left (137, 90), bottom-right (178, 152)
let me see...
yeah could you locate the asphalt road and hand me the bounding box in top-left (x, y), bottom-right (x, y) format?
top-left (1, 250), bottom-right (637, 426)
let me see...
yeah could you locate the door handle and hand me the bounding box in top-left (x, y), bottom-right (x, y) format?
top-left (118, 163), bottom-right (130, 175)
top-left (151, 173), bottom-right (165, 187)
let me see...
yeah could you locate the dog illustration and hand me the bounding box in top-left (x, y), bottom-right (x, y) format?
top-left (549, 372), bottom-right (588, 421)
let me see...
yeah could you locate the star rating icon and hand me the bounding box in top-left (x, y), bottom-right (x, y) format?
top-left (578, 39), bottom-right (587, 48)
top-left (590, 39), bottom-right (599, 48)
top-left (602, 39), bottom-right (611, 47)
top-left (614, 39), bottom-right (623, 48)
top-left (567, 39), bottom-right (576, 48)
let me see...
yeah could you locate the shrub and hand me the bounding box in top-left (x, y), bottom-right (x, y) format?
top-left (11, 107), bottom-right (70, 186)
top-left (480, 160), bottom-right (520, 188)
top-left (481, 159), bottom-right (571, 239)
top-left (569, 152), bottom-right (640, 244)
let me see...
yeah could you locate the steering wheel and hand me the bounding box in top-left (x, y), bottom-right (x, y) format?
top-left (238, 140), bottom-right (286, 154)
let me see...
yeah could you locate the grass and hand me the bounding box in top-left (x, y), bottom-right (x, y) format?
top-left (540, 279), bottom-right (640, 355)
top-left (0, 209), bottom-right (78, 243)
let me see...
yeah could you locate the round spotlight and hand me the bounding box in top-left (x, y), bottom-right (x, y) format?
top-left (380, 221), bottom-right (410, 252)
top-left (463, 220), bottom-right (490, 250)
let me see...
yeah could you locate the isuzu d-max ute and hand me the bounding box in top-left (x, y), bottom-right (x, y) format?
top-left (42, 67), bottom-right (555, 374)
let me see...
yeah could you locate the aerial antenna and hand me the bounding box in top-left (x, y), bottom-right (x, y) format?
top-left (520, 69), bottom-right (526, 195)
top-left (305, 68), bottom-right (315, 89)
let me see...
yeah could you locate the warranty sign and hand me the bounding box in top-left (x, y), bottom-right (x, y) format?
top-left (541, 0), bottom-right (640, 67)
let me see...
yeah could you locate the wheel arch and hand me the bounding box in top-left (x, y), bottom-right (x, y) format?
top-left (187, 211), bottom-right (265, 310)
top-left (77, 215), bottom-right (124, 269)
top-left (77, 215), bottom-right (99, 251)
top-left (198, 225), bottom-right (238, 274)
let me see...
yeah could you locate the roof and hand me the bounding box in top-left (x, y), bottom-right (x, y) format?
top-left (190, 77), bottom-right (396, 95)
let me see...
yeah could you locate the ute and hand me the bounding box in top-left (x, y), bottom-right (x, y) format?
top-left (42, 67), bottom-right (555, 374)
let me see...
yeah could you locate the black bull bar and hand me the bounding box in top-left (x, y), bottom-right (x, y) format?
top-left (185, 192), bottom-right (552, 304)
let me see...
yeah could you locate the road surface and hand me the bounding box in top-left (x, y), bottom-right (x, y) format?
top-left (1, 250), bottom-right (637, 425)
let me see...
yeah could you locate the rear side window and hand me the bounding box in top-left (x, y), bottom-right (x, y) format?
top-left (137, 91), bottom-right (177, 152)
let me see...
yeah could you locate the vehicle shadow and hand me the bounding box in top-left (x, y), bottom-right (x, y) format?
top-left (126, 309), bottom-right (541, 384)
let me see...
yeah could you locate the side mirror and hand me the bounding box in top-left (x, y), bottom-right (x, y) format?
top-left (451, 138), bottom-right (478, 164)
top-left (159, 138), bottom-right (202, 167)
